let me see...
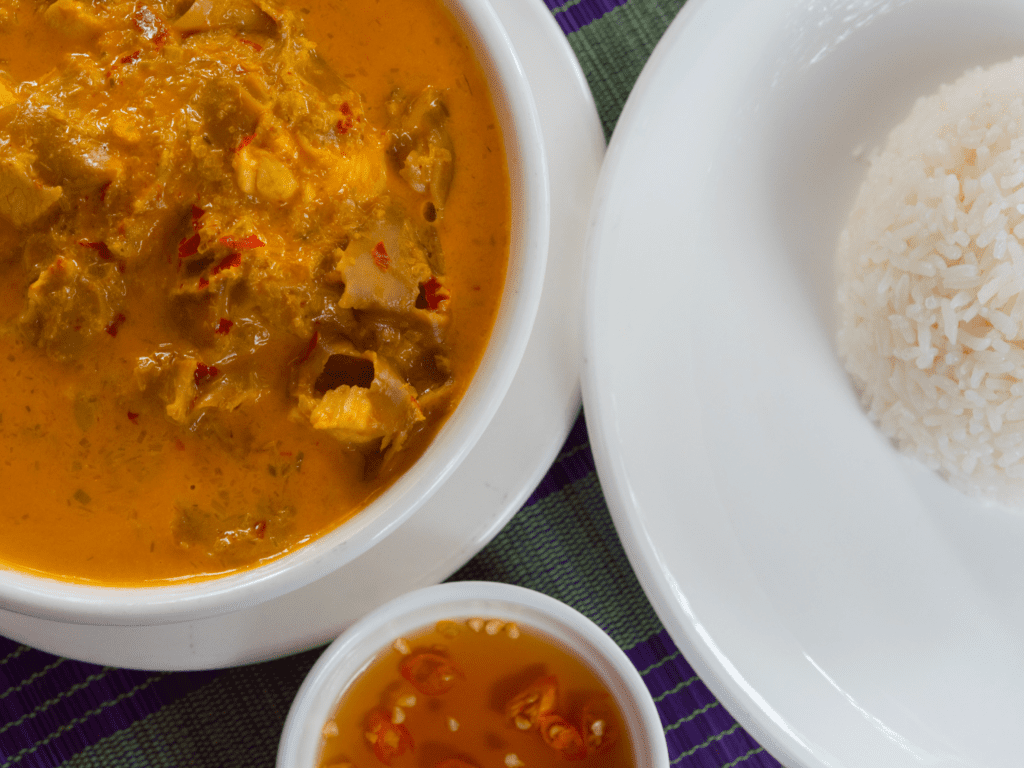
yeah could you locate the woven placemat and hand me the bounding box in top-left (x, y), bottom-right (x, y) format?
top-left (0, 2), bottom-right (786, 767)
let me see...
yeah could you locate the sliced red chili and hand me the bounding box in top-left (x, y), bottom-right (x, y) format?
top-left (372, 241), bottom-right (389, 271)
top-left (193, 362), bottom-right (219, 386)
top-left (538, 713), bottom-right (587, 761)
top-left (506, 675), bottom-right (558, 729)
top-left (105, 313), bottom-right (126, 337)
top-left (211, 253), bottom-right (242, 276)
top-left (218, 234), bottom-right (264, 250)
top-left (365, 708), bottom-right (414, 765)
top-left (215, 318), bottom-right (233, 335)
top-left (399, 651), bottom-right (461, 696)
top-left (178, 234), bottom-right (201, 259)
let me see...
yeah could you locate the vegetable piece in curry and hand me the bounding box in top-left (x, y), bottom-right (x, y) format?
top-left (0, 0), bottom-right (509, 583)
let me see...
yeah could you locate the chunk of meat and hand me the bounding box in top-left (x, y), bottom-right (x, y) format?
top-left (0, 153), bottom-right (63, 226)
top-left (172, 0), bottom-right (276, 34)
top-left (29, 114), bottom-right (123, 190)
top-left (293, 343), bottom-right (425, 452)
top-left (255, 153), bottom-right (298, 201)
top-left (333, 208), bottom-right (437, 314)
top-left (43, 0), bottom-right (110, 38)
top-left (165, 357), bottom-right (203, 424)
top-left (18, 253), bottom-right (125, 362)
top-left (387, 87), bottom-right (454, 210)
top-left (172, 495), bottom-right (296, 566)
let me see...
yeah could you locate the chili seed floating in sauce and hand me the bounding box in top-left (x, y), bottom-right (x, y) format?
top-left (317, 619), bottom-right (634, 768)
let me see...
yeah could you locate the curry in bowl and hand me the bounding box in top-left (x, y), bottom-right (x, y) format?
top-left (0, 0), bottom-right (510, 584)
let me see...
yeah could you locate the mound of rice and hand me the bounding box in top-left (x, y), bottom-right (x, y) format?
top-left (837, 57), bottom-right (1024, 504)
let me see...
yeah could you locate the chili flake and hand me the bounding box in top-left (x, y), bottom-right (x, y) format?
top-left (177, 233), bottom-right (201, 259)
top-left (78, 240), bottom-right (113, 260)
top-left (121, 49), bottom-right (141, 65)
top-left (211, 252), bottom-right (242, 276)
top-left (372, 241), bottom-right (390, 271)
top-left (423, 276), bottom-right (445, 310)
top-left (127, 411), bottom-right (140, 424)
top-left (215, 318), bottom-right (234, 335)
top-left (299, 330), bottom-right (319, 363)
top-left (194, 362), bottom-right (219, 385)
top-left (239, 37), bottom-right (263, 52)
top-left (105, 313), bottom-right (126, 337)
top-left (236, 132), bottom-right (256, 151)
top-left (191, 205), bottom-right (206, 232)
top-left (218, 234), bottom-right (265, 250)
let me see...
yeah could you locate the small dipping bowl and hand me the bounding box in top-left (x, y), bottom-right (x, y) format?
top-left (277, 581), bottom-right (669, 768)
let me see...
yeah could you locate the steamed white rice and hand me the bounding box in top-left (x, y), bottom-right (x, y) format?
top-left (837, 57), bottom-right (1024, 505)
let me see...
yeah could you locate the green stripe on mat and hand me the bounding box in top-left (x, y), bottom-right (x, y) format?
top-left (671, 723), bottom-right (742, 764)
top-left (0, 645), bottom-right (29, 668)
top-left (5, 675), bottom-right (165, 768)
top-left (59, 651), bottom-right (321, 768)
top-left (451, 472), bottom-right (663, 650)
top-left (0, 658), bottom-right (65, 702)
top-left (0, 668), bottom-right (113, 736)
top-left (566, 0), bottom-right (687, 139)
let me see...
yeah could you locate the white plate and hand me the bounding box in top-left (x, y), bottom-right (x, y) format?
top-left (0, 0), bottom-right (604, 671)
top-left (582, 2), bottom-right (1024, 768)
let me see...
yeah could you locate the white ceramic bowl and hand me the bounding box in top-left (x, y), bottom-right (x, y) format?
top-left (277, 581), bottom-right (668, 768)
top-left (0, 0), bottom-right (549, 627)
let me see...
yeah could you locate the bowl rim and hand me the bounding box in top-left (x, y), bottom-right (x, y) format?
top-left (276, 581), bottom-right (670, 768)
top-left (0, 0), bottom-right (550, 627)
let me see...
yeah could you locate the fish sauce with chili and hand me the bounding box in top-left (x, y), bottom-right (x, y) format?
top-left (318, 619), bottom-right (634, 768)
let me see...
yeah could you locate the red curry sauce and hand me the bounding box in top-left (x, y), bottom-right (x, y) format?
top-left (0, 0), bottom-right (509, 583)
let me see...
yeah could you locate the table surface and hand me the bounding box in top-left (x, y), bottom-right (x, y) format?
top-left (0, 2), bottom-right (785, 767)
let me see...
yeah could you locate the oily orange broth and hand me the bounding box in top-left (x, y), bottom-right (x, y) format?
top-left (0, 0), bottom-right (510, 583)
top-left (310, 0), bottom-right (511, 356)
top-left (318, 620), bottom-right (634, 768)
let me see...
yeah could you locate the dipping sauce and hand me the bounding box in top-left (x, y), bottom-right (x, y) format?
top-left (317, 618), bottom-right (634, 768)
